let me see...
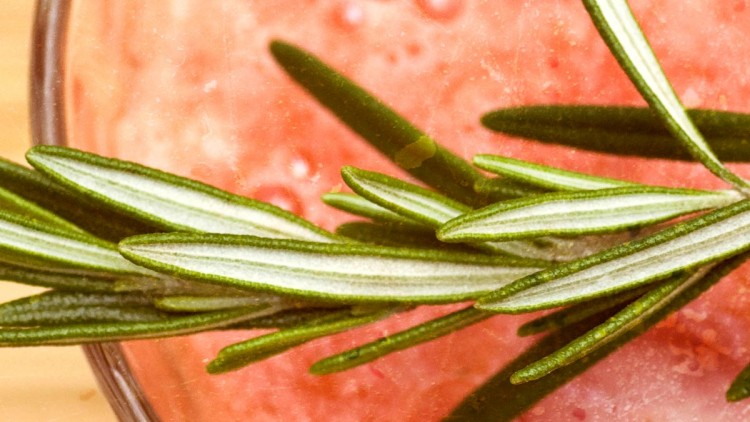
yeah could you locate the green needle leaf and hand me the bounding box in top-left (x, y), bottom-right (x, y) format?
top-left (477, 199), bottom-right (750, 313)
top-left (26, 146), bottom-right (335, 242)
top-left (0, 186), bottom-right (83, 233)
top-left (269, 40), bottom-right (486, 206)
top-left (0, 291), bottom-right (165, 326)
top-left (230, 307), bottom-right (348, 330)
top-left (481, 105), bottom-right (750, 162)
top-left (438, 187), bottom-right (739, 242)
top-left (310, 306), bottom-right (491, 375)
top-left (119, 233), bottom-right (545, 304)
top-left (728, 362), bottom-right (750, 402)
top-left (207, 306), bottom-right (397, 374)
top-left (0, 306), bottom-right (273, 346)
top-left (322, 192), bottom-right (427, 228)
top-left (155, 294), bottom-right (284, 313)
top-left (0, 210), bottom-right (153, 277)
top-left (583, 0), bottom-right (750, 193)
top-left (0, 157), bottom-right (156, 241)
top-left (517, 285), bottom-right (648, 337)
top-left (0, 262), bottom-right (116, 292)
top-left (473, 154), bottom-right (637, 191)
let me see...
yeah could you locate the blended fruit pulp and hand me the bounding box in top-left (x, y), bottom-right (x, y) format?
top-left (64, 1), bottom-right (750, 420)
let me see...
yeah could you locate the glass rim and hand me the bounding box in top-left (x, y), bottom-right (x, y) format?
top-left (29, 1), bottom-right (160, 420)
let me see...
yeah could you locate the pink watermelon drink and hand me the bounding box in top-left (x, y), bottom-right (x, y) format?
top-left (61, 1), bottom-right (750, 420)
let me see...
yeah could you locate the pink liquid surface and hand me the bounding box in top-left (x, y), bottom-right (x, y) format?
top-left (65, 1), bottom-right (750, 420)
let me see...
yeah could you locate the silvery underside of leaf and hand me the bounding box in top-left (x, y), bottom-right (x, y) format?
top-left (438, 186), bottom-right (738, 242)
top-left (26, 146), bottom-right (335, 242)
top-left (118, 233), bottom-right (545, 303)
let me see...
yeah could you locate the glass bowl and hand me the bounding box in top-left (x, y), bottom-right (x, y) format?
top-left (30, 1), bottom-right (750, 420)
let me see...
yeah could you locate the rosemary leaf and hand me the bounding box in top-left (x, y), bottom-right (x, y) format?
top-left (0, 262), bottom-right (115, 292)
top-left (230, 307), bottom-right (348, 330)
top-left (269, 40), bottom-right (486, 206)
top-left (727, 362), bottom-right (750, 402)
top-left (0, 210), bottom-right (153, 277)
top-left (481, 105), bottom-right (750, 162)
top-left (0, 291), bottom-right (166, 326)
top-left (517, 285), bottom-right (649, 337)
top-left (476, 199), bottom-right (750, 313)
top-left (207, 306), bottom-right (397, 374)
top-left (0, 306), bottom-right (274, 346)
top-left (582, 0), bottom-right (750, 193)
top-left (0, 157), bottom-right (155, 241)
top-left (26, 146), bottom-right (335, 242)
top-left (310, 306), bottom-right (491, 375)
top-left (155, 294), bottom-right (283, 313)
top-left (473, 154), bottom-right (637, 191)
top-left (322, 192), bottom-right (427, 228)
top-left (119, 233), bottom-right (545, 304)
top-left (0, 186), bottom-right (83, 233)
top-left (438, 186), bottom-right (739, 242)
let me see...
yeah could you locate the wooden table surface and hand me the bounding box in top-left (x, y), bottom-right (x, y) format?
top-left (0, 1), bottom-right (117, 420)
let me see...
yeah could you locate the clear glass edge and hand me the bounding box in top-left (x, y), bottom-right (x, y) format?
top-left (29, 1), bottom-right (160, 421)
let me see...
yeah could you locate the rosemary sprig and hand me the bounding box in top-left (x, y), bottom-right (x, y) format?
top-left (0, 2), bottom-right (749, 415)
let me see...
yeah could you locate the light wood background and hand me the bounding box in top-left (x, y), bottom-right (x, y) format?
top-left (0, 1), bottom-right (117, 420)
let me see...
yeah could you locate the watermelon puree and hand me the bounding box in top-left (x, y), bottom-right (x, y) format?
top-left (63, 1), bottom-right (750, 420)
